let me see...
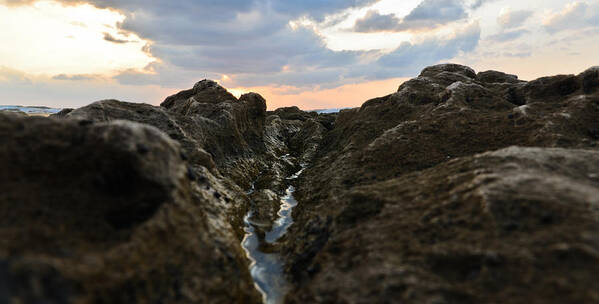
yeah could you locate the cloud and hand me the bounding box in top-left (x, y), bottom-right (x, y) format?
top-left (0, 66), bottom-right (173, 107)
top-left (468, 0), bottom-right (497, 10)
top-left (353, 10), bottom-right (401, 32)
top-left (353, 0), bottom-right (468, 32)
top-left (502, 51), bottom-right (532, 58)
top-left (70, 0), bottom-right (477, 90)
top-left (2, 0), bottom-right (482, 92)
top-left (543, 2), bottom-right (599, 33)
top-left (103, 32), bottom-right (131, 44)
top-left (374, 21), bottom-right (481, 77)
top-left (0, 66), bottom-right (33, 85)
top-left (116, 21), bottom-right (481, 89)
top-left (269, 0), bottom-right (381, 21)
top-left (497, 8), bottom-right (533, 29)
top-left (487, 29), bottom-right (529, 42)
top-left (52, 74), bottom-right (99, 81)
top-left (0, 0), bottom-right (37, 6)
top-left (400, 0), bottom-right (467, 29)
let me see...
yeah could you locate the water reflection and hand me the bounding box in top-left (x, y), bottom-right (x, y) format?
top-left (242, 212), bottom-right (290, 304)
top-left (241, 166), bottom-right (304, 304)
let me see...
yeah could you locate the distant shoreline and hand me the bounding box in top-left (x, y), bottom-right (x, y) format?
top-left (0, 105), bottom-right (61, 116)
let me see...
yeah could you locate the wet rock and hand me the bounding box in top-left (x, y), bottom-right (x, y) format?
top-left (0, 113), bottom-right (261, 303)
top-left (249, 189), bottom-right (283, 228)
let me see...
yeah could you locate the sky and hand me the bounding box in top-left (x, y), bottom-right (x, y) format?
top-left (0, 0), bottom-right (598, 110)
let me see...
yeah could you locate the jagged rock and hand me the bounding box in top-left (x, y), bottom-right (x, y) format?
top-left (0, 113), bottom-right (261, 303)
top-left (288, 119), bottom-right (326, 165)
top-left (282, 63), bottom-right (599, 303)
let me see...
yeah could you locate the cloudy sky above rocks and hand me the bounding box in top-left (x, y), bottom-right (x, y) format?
top-left (1, 0), bottom-right (598, 109)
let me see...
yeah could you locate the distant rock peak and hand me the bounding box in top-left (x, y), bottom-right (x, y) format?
top-left (192, 79), bottom-right (224, 93)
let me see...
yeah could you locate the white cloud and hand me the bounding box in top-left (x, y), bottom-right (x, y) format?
top-left (497, 8), bottom-right (533, 29)
top-left (353, 0), bottom-right (469, 32)
top-left (543, 1), bottom-right (599, 33)
top-left (0, 65), bottom-right (173, 107)
top-left (0, 1), bottom-right (154, 75)
top-left (488, 29), bottom-right (530, 42)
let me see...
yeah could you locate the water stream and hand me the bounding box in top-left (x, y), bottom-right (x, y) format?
top-left (241, 166), bottom-right (304, 304)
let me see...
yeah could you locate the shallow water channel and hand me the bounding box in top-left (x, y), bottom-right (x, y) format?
top-left (241, 167), bottom-right (304, 304)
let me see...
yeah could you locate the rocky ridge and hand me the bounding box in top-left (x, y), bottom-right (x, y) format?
top-left (283, 64), bottom-right (599, 303)
top-left (0, 64), bottom-right (597, 303)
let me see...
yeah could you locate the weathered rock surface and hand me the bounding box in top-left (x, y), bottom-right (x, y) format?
top-left (285, 147), bottom-right (599, 303)
top-left (283, 64), bottom-right (599, 303)
top-left (0, 114), bottom-right (261, 303)
top-left (2, 64), bottom-right (599, 304)
top-left (0, 79), bottom-right (330, 303)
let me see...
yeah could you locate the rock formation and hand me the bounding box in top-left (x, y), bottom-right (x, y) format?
top-left (1, 64), bottom-right (598, 303)
top-left (282, 64), bottom-right (599, 303)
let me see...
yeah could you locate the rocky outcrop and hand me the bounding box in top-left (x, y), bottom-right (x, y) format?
top-left (285, 147), bottom-right (599, 303)
top-left (0, 79), bottom-right (330, 303)
top-left (2, 64), bottom-right (599, 304)
top-left (283, 64), bottom-right (599, 303)
top-left (293, 64), bottom-right (599, 206)
top-left (65, 91), bottom-right (267, 188)
top-left (0, 114), bottom-right (261, 303)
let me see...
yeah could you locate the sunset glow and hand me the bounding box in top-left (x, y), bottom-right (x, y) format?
top-left (1, 0), bottom-right (598, 109)
top-left (0, 0), bottom-right (154, 76)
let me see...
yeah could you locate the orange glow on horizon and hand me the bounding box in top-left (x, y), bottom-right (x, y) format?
top-left (227, 77), bottom-right (409, 110)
